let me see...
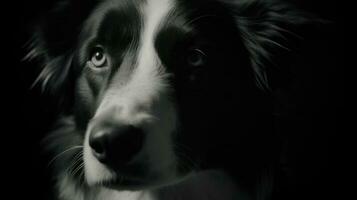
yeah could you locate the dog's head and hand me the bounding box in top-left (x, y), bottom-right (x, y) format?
top-left (28, 0), bottom-right (310, 191)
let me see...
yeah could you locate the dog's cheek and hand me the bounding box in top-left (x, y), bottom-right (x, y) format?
top-left (74, 69), bottom-right (106, 128)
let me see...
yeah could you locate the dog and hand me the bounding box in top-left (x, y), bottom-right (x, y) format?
top-left (26, 0), bottom-right (312, 199)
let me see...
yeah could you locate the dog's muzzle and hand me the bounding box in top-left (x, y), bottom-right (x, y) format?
top-left (88, 109), bottom-right (146, 170)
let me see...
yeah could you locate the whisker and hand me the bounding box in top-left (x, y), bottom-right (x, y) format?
top-left (71, 163), bottom-right (85, 178)
top-left (69, 154), bottom-right (84, 173)
top-left (79, 170), bottom-right (85, 186)
top-left (47, 145), bottom-right (83, 167)
top-left (66, 151), bottom-right (84, 177)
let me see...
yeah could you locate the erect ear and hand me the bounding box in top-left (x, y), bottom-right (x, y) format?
top-left (25, 0), bottom-right (98, 109)
top-left (221, 0), bottom-right (319, 91)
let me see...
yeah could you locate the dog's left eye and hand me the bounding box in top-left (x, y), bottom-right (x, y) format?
top-left (187, 49), bottom-right (207, 67)
top-left (90, 46), bottom-right (107, 67)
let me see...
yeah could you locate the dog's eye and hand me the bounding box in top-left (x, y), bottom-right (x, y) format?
top-left (90, 46), bottom-right (107, 67)
top-left (187, 49), bottom-right (207, 67)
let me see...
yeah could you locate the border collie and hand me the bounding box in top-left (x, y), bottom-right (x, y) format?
top-left (26, 0), bottom-right (312, 199)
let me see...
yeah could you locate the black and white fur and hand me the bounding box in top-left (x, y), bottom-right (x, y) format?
top-left (27, 0), bottom-right (312, 199)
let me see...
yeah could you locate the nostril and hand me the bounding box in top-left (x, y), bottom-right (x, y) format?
top-left (89, 124), bottom-right (145, 167)
top-left (90, 135), bottom-right (105, 154)
top-left (89, 131), bottom-right (108, 161)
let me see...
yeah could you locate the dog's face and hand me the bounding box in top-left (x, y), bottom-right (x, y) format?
top-left (76, 0), bottom-right (253, 189)
top-left (29, 0), bottom-right (309, 192)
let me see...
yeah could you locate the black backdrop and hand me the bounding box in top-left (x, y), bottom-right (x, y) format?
top-left (2, 0), bottom-right (344, 199)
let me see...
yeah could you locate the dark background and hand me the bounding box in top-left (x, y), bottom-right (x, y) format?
top-left (2, 0), bottom-right (344, 199)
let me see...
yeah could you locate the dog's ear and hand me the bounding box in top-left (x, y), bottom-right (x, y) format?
top-left (222, 0), bottom-right (319, 91)
top-left (25, 0), bottom-right (98, 109)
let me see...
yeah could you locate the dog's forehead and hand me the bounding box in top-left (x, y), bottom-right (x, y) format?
top-left (88, 0), bottom-right (178, 42)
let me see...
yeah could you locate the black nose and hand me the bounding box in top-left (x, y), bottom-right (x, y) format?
top-left (89, 124), bottom-right (145, 168)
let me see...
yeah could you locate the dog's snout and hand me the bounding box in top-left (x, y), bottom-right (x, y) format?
top-left (89, 124), bottom-right (145, 168)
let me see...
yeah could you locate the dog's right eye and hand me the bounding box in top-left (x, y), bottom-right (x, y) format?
top-left (90, 46), bottom-right (107, 68)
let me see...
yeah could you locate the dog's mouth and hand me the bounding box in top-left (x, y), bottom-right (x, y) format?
top-left (102, 176), bottom-right (154, 190)
top-left (95, 164), bottom-right (154, 190)
top-left (98, 166), bottom-right (183, 190)
top-left (102, 171), bottom-right (176, 191)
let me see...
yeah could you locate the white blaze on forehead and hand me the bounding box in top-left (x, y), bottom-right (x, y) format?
top-left (134, 0), bottom-right (174, 81)
top-left (140, 0), bottom-right (174, 54)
